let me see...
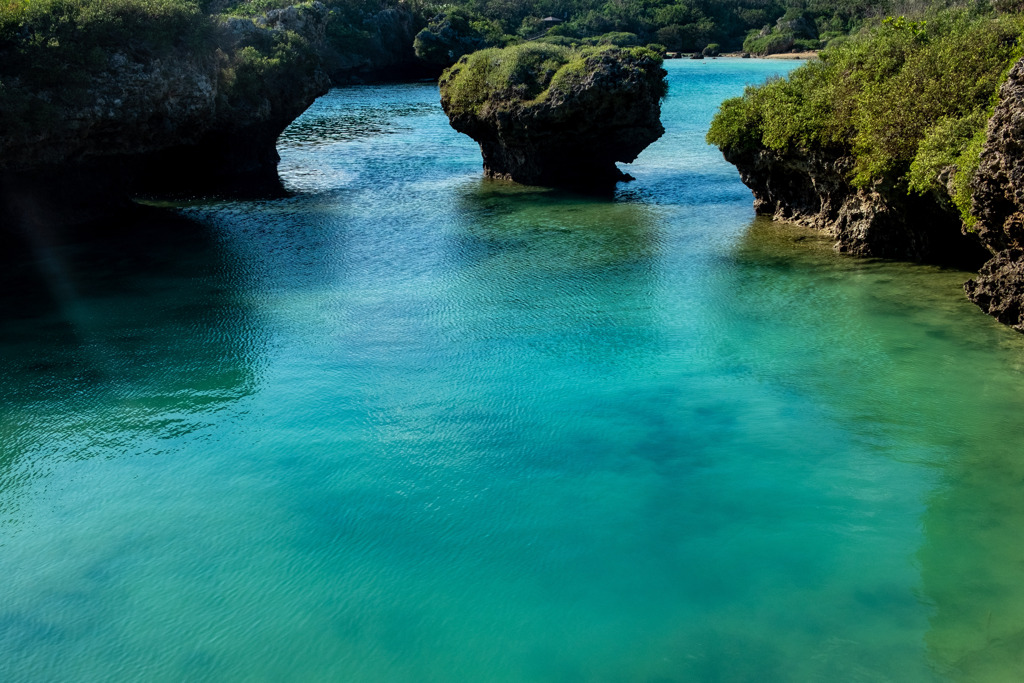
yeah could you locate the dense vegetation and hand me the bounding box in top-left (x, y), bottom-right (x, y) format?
top-left (0, 0), bottom-right (206, 135)
top-left (440, 41), bottom-right (665, 116)
top-left (0, 0), bottom-right (904, 114)
top-left (2, 2), bottom-right (332, 141)
top-left (0, 0), bottom-right (893, 143)
top-left (412, 0), bottom-right (895, 58)
top-left (707, 6), bottom-right (1024, 222)
top-left (4, 0), bottom-right (1021, 185)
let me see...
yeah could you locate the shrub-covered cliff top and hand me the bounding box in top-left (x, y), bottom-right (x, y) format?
top-left (439, 42), bottom-right (666, 118)
top-left (707, 7), bottom-right (1024, 221)
top-left (0, 0), bottom-right (332, 170)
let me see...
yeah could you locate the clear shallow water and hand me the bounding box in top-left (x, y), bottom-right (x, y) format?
top-left (3, 59), bottom-right (1024, 681)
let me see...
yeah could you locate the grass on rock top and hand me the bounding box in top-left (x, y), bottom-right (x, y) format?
top-left (440, 42), bottom-right (664, 117)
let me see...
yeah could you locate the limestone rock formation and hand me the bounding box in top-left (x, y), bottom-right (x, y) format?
top-left (967, 58), bottom-right (1024, 329)
top-left (720, 145), bottom-right (987, 265)
top-left (439, 44), bottom-right (666, 189)
top-left (0, 3), bottom-right (331, 200)
top-left (964, 250), bottom-right (1024, 331)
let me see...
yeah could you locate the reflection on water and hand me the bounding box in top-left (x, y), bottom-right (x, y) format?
top-left (0, 209), bottom-right (262, 516)
top-left (3, 60), bottom-right (1024, 681)
top-left (443, 182), bottom-right (665, 368)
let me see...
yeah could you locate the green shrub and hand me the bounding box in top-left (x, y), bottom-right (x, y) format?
top-left (223, 0), bottom-right (293, 16)
top-left (440, 42), bottom-right (664, 117)
top-left (908, 111), bottom-right (990, 222)
top-left (220, 27), bottom-right (317, 110)
top-left (594, 31), bottom-right (640, 46)
top-left (534, 34), bottom-right (580, 47)
top-left (0, 0), bottom-right (208, 58)
top-left (414, 9), bottom-right (490, 65)
top-left (709, 8), bottom-right (1024, 222)
top-left (440, 42), bottom-right (573, 113)
top-left (743, 31), bottom-right (795, 54)
top-left (546, 45), bottom-right (664, 100)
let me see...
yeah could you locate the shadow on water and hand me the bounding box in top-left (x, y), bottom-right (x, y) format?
top-left (0, 205), bottom-right (264, 499)
top-left (445, 180), bottom-right (666, 368)
top-left (452, 180), bottom-right (662, 260)
top-left (732, 216), bottom-right (1024, 680)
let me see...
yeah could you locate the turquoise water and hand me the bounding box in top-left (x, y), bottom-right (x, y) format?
top-left (4, 59), bottom-right (1024, 681)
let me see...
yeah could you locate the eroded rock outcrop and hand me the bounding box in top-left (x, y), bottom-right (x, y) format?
top-left (966, 58), bottom-right (1024, 330)
top-left (0, 3), bottom-right (330, 209)
top-left (439, 44), bottom-right (666, 188)
top-left (721, 145), bottom-right (987, 266)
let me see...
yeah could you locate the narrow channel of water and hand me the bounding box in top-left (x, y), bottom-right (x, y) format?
top-left (2, 59), bottom-right (1024, 681)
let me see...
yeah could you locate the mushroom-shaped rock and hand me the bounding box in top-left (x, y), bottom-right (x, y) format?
top-left (439, 43), bottom-right (667, 188)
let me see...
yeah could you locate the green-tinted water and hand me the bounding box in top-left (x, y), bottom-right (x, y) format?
top-left (3, 59), bottom-right (1024, 681)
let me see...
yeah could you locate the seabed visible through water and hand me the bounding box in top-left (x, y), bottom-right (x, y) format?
top-left (2, 59), bottom-right (1024, 681)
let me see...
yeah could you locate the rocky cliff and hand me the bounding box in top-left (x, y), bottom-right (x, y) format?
top-left (719, 144), bottom-right (989, 266)
top-left (965, 58), bottom-right (1024, 331)
top-left (0, 3), bottom-right (330, 204)
top-left (717, 54), bottom-right (1024, 332)
top-left (439, 44), bottom-right (666, 189)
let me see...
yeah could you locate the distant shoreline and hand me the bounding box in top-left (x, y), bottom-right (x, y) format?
top-left (719, 51), bottom-right (818, 60)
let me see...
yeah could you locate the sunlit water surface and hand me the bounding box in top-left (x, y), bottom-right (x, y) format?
top-left (3, 59), bottom-right (1024, 681)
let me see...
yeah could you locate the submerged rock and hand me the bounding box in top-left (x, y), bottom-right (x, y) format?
top-left (439, 43), bottom-right (666, 188)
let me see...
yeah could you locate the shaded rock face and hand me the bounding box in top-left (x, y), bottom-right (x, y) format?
top-left (722, 145), bottom-right (988, 267)
top-left (964, 249), bottom-right (1024, 331)
top-left (0, 3), bottom-right (330, 203)
top-left (1, 53), bottom-right (220, 173)
top-left (324, 5), bottom-right (429, 83)
top-left (153, 5), bottom-right (331, 194)
top-left (440, 48), bottom-right (666, 189)
top-left (967, 58), bottom-right (1024, 329)
top-left (971, 60), bottom-right (1024, 253)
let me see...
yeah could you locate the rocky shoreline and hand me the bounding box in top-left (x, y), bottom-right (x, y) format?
top-left (7, 0), bottom-right (1024, 336)
top-left (719, 144), bottom-right (990, 268)
top-left (716, 51), bottom-right (1024, 333)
